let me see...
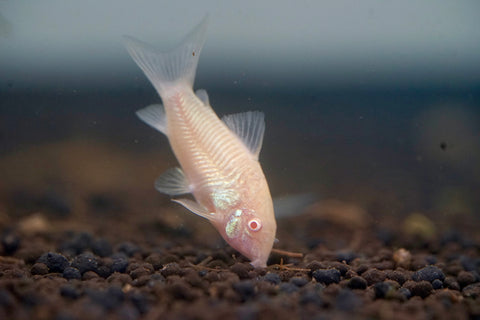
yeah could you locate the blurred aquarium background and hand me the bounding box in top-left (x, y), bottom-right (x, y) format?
top-left (1, 0), bottom-right (479, 231)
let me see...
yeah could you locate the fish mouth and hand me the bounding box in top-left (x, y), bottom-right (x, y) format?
top-left (249, 258), bottom-right (267, 268)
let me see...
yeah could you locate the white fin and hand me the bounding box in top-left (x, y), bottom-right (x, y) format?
top-left (195, 89), bottom-right (210, 106)
top-left (136, 104), bottom-right (167, 136)
top-left (154, 167), bottom-right (190, 196)
top-left (222, 111), bottom-right (265, 159)
top-left (123, 16), bottom-right (209, 95)
top-left (273, 193), bottom-right (316, 218)
top-left (172, 198), bottom-right (217, 221)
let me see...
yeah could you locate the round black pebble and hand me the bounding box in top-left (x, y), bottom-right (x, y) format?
top-left (374, 282), bottom-right (395, 299)
top-left (71, 253), bottom-right (99, 274)
top-left (63, 267), bottom-right (81, 280)
top-left (299, 290), bottom-right (323, 306)
top-left (412, 265), bottom-right (445, 283)
top-left (96, 265), bottom-right (112, 278)
top-left (336, 251), bottom-right (357, 264)
top-left (335, 289), bottom-right (362, 311)
top-left (37, 252), bottom-right (69, 273)
top-left (280, 282), bottom-right (299, 294)
top-left (312, 269), bottom-right (341, 285)
top-left (398, 287), bottom-right (412, 300)
top-left (130, 291), bottom-right (150, 314)
top-left (60, 285), bottom-right (81, 299)
top-left (91, 238), bottom-right (113, 257)
top-left (290, 277), bottom-right (309, 287)
top-left (1, 232), bottom-right (20, 255)
top-left (233, 280), bottom-right (256, 301)
top-left (0, 289), bottom-right (15, 308)
top-left (116, 242), bottom-right (140, 257)
top-left (348, 276), bottom-right (367, 290)
top-left (111, 253), bottom-right (129, 273)
top-left (263, 273), bottom-right (281, 285)
top-left (432, 279), bottom-right (443, 289)
top-left (86, 286), bottom-right (124, 310)
top-left (60, 232), bottom-right (93, 256)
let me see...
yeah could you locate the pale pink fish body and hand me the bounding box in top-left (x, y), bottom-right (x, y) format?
top-left (123, 17), bottom-right (276, 267)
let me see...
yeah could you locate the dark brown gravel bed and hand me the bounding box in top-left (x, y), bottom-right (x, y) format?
top-left (1, 206), bottom-right (479, 320)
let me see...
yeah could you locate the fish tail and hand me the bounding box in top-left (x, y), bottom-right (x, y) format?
top-left (123, 16), bottom-right (208, 96)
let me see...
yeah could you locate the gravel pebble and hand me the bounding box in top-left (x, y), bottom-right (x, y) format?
top-left (130, 291), bottom-right (150, 314)
top-left (398, 287), bottom-right (412, 300)
top-left (160, 262), bottom-right (184, 277)
top-left (62, 267), bottom-right (81, 280)
top-left (86, 286), bottom-right (124, 310)
top-left (60, 232), bottom-right (93, 256)
top-left (115, 242), bottom-right (141, 257)
top-left (60, 285), bottom-right (81, 299)
top-left (31, 262), bottom-right (49, 275)
top-left (348, 276), bottom-right (367, 290)
top-left (412, 265), bottom-right (445, 283)
top-left (362, 269), bottom-right (386, 286)
top-left (432, 279), bottom-right (443, 289)
top-left (336, 251), bottom-right (357, 263)
top-left (230, 262), bottom-right (253, 279)
top-left (312, 269), bottom-right (341, 285)
top-left (263, 273), bottom-right (281, 285)
top-left (71, 253), bottom-right (98, 274)
top-left (374, 281), bottom-right (396, 299)
top-left (403, 280), bottom-right (433, 298)
top-left (290, 276), bottom-right (309, 287)
top-left (385, 270), bottom-right (407, 285)
top-left (444, 277), bottom-right (461, 291)
top-left (111, 253), bottom-right (129, 273)
top-left (462, 283), bottom-right (480, 298)
top-left (1, 232), bottom-right (20, 255)
top-left (233, 280), bottom-right (256, 301)
top-left (335, 289), bottom-right (362, 311)
top-left (457, 271), bottom-right (476, 288)
top-left (299, 290), bottom-right (323, 306)
top-left (37, 252), bottom-right (69, 273)
top-left (145, 253), bottom-right (163, 270)
top-left (91, 238), bottom-right (113, 257)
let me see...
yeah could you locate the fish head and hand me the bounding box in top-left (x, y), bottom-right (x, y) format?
top-left (221, 204), bottom-right (276, 268)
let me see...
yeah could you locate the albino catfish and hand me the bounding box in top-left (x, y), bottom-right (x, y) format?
top-left (123, 17), bottom-right (276, 267)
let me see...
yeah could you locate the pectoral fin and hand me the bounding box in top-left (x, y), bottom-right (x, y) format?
top-left (195, 89), bottom-right (210, 106)
top-left (136, 104), bottom-right (167, 136)
top-left (172, 198), bottom-right (217, 222)
top-left (273, 193), bottom-right (316, 218)
top-left (154, 167), bottom-right (190, 196)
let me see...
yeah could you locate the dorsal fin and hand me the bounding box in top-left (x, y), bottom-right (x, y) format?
top-left (222, 111), bottom-right (265, 159)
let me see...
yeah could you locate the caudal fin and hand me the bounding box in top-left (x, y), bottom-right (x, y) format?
top-left (123, 16), bottom-right (209, 96)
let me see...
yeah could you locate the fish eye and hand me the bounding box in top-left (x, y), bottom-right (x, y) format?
top-left (247, 219), bottom-right (262, 232)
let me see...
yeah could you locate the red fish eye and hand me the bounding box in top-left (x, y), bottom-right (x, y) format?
top-left (248, 219), bottom-right (262, 232)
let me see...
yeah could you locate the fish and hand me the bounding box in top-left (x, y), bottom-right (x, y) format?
top-left (123, 17), bottom-right (276, 267)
